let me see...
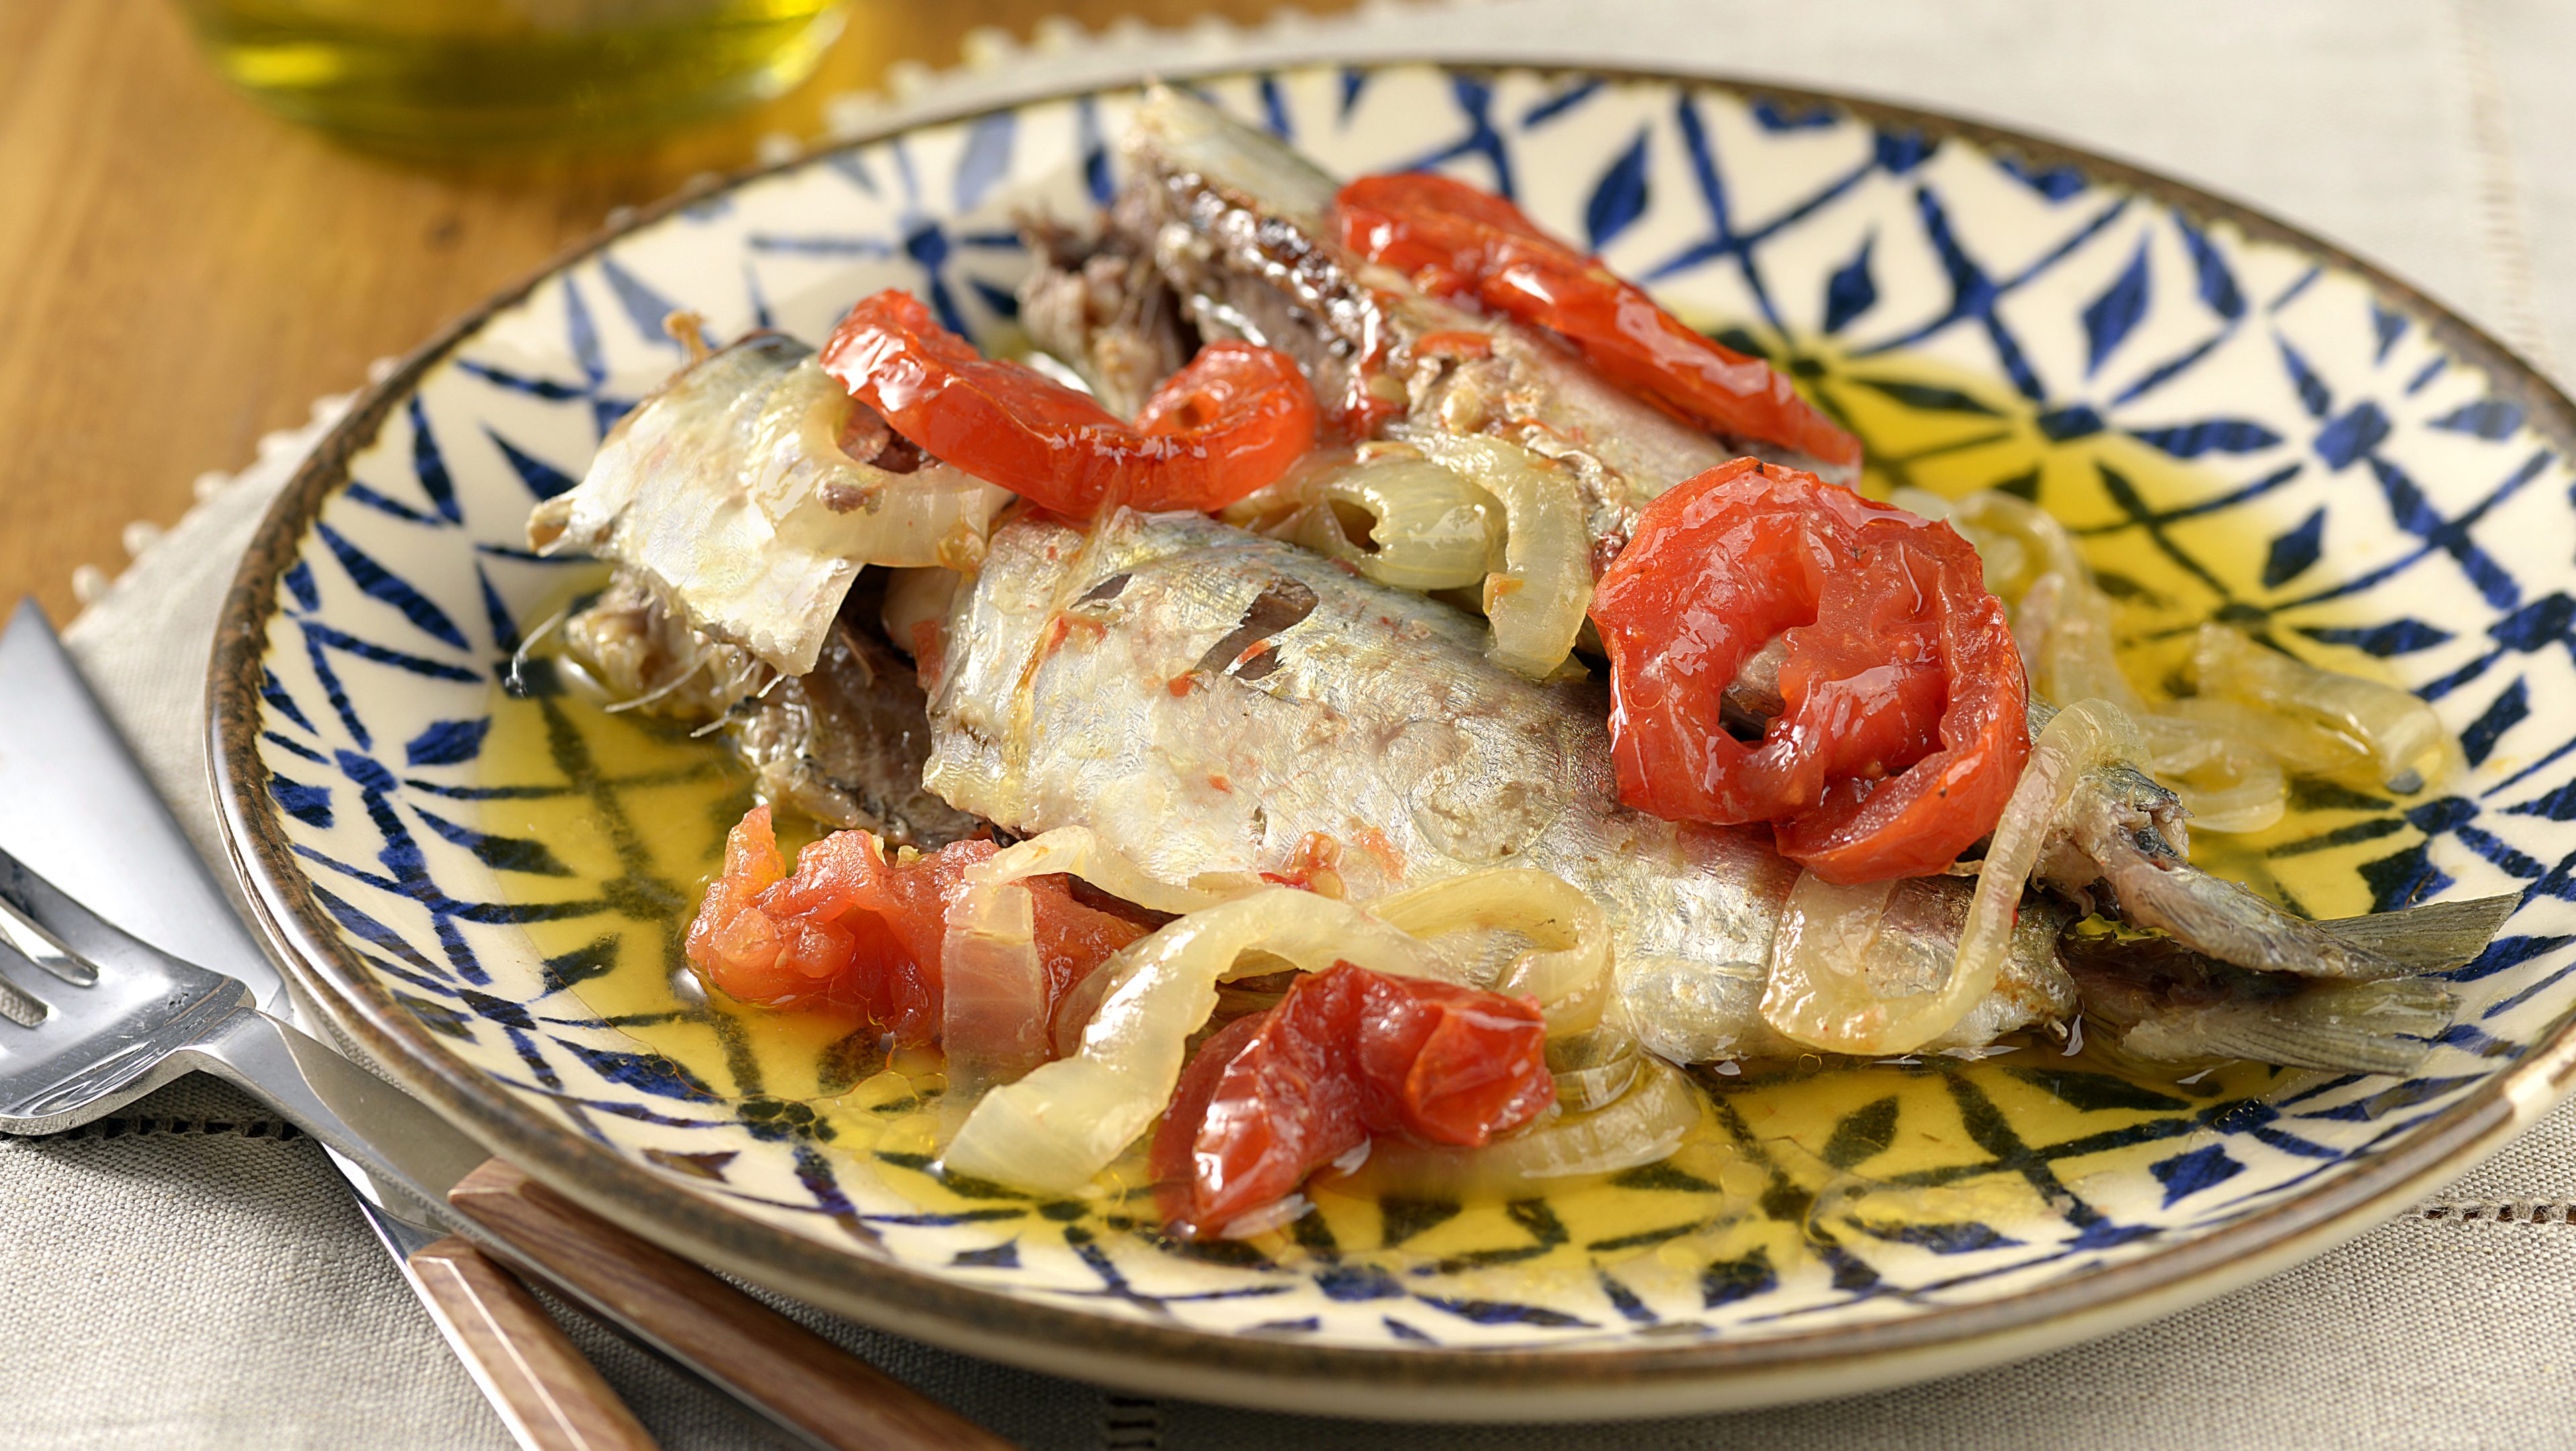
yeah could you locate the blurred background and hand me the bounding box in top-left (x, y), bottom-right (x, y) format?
top-left (0, 0), bottom-right (1358, 625)
top-left (5, 1), bottom-right (2565, 633)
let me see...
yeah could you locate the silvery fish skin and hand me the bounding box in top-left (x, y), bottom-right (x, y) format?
top-left (920, 508), bottom-right (2079, 1063)
top-left (1025, 88), bottom-right (1809, 563)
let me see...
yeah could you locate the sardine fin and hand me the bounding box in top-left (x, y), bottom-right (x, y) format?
top-left (2118, 978), bottom-right (2456, 1077)
top-left (2309, 893), bottom-right (2519, 974)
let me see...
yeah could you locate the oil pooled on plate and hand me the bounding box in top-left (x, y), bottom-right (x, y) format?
top-left (472, 345), bottom-right (2436, 1278)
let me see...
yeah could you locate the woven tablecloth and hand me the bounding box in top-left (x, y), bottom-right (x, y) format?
top-left (10, 3), bottom-right (2576, 1446)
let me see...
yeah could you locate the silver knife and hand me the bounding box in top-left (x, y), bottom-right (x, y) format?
top-left (0, 600), bottom-right (657, 1451)
top-left (0, 599), bottom-right (1012, 1451)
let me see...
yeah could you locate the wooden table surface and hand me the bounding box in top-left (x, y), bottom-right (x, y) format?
top-left (0, 0), bottom-right (1348, 625)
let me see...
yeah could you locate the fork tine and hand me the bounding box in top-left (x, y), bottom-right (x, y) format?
top-left (0, 898), bottom-right (94, 987)
top-left (0, 851), bottom-right (248, 1129)
top-left (0, 938), bottom-right (46, 1027)
top-left (0, 840), bottom-right (175, 984)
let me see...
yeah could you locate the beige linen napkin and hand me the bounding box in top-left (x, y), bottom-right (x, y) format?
top-left (10, 3), bottom-right (2576, 1446)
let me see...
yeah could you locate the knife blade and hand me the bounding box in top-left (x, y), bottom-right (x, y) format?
top-left (0, 600), bottom-right (656, 1451)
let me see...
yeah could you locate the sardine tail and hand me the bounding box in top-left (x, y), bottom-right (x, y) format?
top-left (2117, 978), bottom-right (2457, 1077)
top-left (2310, 892), bottom-right (2520, 974)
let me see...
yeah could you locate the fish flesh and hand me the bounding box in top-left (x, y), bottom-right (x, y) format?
top-left (532, 331), bottom-right (1004, 847)
top-left (1019, 217), bottom-right (1194, 421)
top-left (914, 508), bottom-right (2499, 1072)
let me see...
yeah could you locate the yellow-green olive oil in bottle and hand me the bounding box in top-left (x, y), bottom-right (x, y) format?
top-left (176, 0), bottom-right (846, 153)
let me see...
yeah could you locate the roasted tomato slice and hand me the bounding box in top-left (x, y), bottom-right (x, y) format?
top-left (1148, 964), bottom-right (1553, 1240)
top-left (685, 806), bottom-right (1150, 1042)
top-left (1588, 460), bottom-right (2030, 883)
top-left (1334, 173), bottom-right (1860, 470)
top-left (819, 290), bottom-right (1318, 515)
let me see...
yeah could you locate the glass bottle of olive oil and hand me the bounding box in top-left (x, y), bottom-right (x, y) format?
top-left (175, 0), bottom-right (847, 154)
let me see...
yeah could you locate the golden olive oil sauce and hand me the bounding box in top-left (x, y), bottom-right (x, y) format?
top-left (476, 346), bottom-right (2428, 1282)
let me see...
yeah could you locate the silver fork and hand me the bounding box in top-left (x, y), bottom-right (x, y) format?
top-left (0, 839), bottom-right (485, 1191)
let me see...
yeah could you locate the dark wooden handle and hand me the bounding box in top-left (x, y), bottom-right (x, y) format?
top-left (449, 1159), bottom-right (1016, 1451)
top-left (405, 1236), bottom-right (661, 1451)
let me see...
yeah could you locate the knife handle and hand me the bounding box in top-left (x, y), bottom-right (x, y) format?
top-left (403, 1236), bottom-right (661, 1451)
top-left (449, 1159), bottom-right (1016, 1451)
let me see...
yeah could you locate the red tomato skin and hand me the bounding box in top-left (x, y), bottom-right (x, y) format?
top-left (819, 290), bottom-right (1317, 515)
top-left (684, 808), bottom-right (1148, 1042)
top-left (1334, 174), bottom-right (1860, 469)
top-left (1130, 341), bottom-right (1323, 509)
top-left (1589, 460), bottom-right (2031, 882)
top-left (1146, 1014), bottom-right (1278, 1235)
top-left (1149, 965), bottom-right (1553, 1240)
top-left (1774, 526), bottom-right (2029, 882)
top-left (1590, 460), bottom-right (1919, 822)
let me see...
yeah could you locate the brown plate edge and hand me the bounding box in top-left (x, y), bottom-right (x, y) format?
top-left (204, 56), bottom-right (2576, 1421)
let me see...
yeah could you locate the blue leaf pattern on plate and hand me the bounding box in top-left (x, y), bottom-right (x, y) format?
top-left (2082, 241), bottom-right (2151, 375)
top-left (1822, 236), bottom-right (1877, 334)
top-left (2263, 507), bottom-right (2327, 587)
top-left (1585, 129), bottom-right (1653, 251)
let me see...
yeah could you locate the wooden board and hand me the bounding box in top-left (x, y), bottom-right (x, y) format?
top-left (0, 0), bottom-right (1350, 623)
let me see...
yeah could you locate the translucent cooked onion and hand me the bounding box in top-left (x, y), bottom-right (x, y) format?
top-left (1290, 453), bottom-right (1499, 592)
top-left (532, 342), bottom-right (1011, 676)
top-left (1366, 868), bottom-right (1611, 1031)
top-left (1914, 488), bottom-right (2143, 709)
top-left (1960, 698), bottom-right (2139, 1009)
top-left (1545, 1026), bottom-right (1644, 1112)
top-left (2137, 712), bottom-right (2288, 834)
top-left (1924, 486), bottom-right (2089, 598)
top-left (1921, 485), bottom-right (2455, 821)
top-left (1357, 1059), bottom-right (1700, 1197)
top-left (2015, 571), bottom-right (2147, 712)
top-left (2191, 623), bottom-right (2445, 793)
top-left (1396, 429), bottom-right (1594, 679)
top-left (1764, 699), bottom-right (2137, 1055)
top-left (1759, 873), bottom-right (1904, 1053)
top-left (2161, 696), bottom-right (2363, 777)
top-left (941, 888), bottom-right (1442, 1195)
top-left (940, 829), bottom-right (1234, 1104)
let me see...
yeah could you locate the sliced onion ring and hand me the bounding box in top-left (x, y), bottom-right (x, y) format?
top-left (1763, 698), bottom-right (2137, 1055)
top-left (940, 830), bottom-right (1234, 1106)
top-left (2192, 623), bottom-right (2445, 793)
top-left (1397, 429), bottom-right (1594, 679)
top-left (1357, 1058), bottom-right (1700, 1198)
top-left (2138, 713), bottom-right (2288, 835)
top-left (1545, 1026), bottom-right (1644, 1113)
top-left (1290, 452), bottom-right (1498, 591)
top-left (1758, 873), bottom-right (1902, 1054)
top-left (1366, 867), bottom-right (1611, 1031)
top-left (1953, 697), bottom-right (2141, 1027)
top-left (941, 888), bottom-right (1442, 1195)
